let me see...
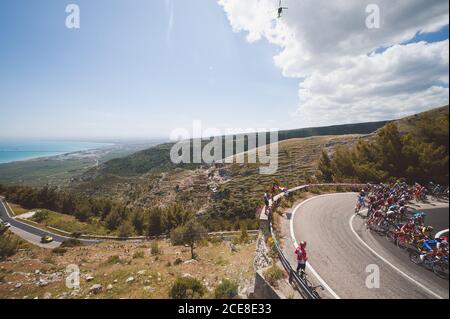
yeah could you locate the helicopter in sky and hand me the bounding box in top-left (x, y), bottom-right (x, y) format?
top-left (277, 0), bottom-right (288, 18)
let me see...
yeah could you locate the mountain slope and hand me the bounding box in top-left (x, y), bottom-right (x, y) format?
top-left (91, 120), bottom-right (388, 178)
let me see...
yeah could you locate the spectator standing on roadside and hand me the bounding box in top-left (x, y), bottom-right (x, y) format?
top-left (295, 241), bottom-right (308, 278)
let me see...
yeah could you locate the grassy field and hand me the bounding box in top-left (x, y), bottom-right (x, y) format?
top-left (10, 204), bottom-right (113, 236)
top-left (0, 233), bottom-right (255, 299)
top-left (7, 203), bottom-right (28, 216)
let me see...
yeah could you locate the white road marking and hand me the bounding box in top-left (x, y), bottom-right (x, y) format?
top-left (349, 214), bottom-right (444, 299)
top-left (290, 194), bottom-right (345, 299)
top-left (435, 229), bottom-right (449, 239)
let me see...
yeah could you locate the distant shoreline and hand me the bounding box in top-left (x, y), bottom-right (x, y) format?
top-left (0, 141), bottom-right (114, 165)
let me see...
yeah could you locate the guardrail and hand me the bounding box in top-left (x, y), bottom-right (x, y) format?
top-left (262, 183), bottom-right (365, 299)
top-left (268, 213), bottom-right (319, 299)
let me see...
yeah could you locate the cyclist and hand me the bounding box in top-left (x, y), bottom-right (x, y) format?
top-left (399, 220), bottom-right (415, 237)
top-left (419, 226), bottom-right (434, 239)
top-left (355, 192), bottom-right (366, 214)
top-left (419, 238), bottom-right (443, 261)
top-left (398, 206), bottom-right (407, 222)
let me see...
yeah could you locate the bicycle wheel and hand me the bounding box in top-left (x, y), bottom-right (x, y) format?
top-left (386, 231), bottom-right (396, 243)
top-left (409, 251), bottom-right (423, 265)
top-left (433, 261), bottom-right (449, 279)
top-left (397, 238), bottom-right (409, 250)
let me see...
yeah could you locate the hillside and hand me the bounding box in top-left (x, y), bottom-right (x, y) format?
top-left (2, 106), bottom-right (446, 234)
top-left (65, 107), bottom-right (447, 228)
top-left (0, 232), bottom-right (255, 299)
top-left (317, 105), bottom-right (449, 184)
top-left (0, 142), bottom-right (160, 187)
top-left (396, 105), bottom-right (449, 135)
top-left (88, 121), bottom-right (388, 178)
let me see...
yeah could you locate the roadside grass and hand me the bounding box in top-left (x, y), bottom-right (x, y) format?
top-left (7, 203), bottom-right (27, 216)
top-left (10, 205), bottom-right (114, 236)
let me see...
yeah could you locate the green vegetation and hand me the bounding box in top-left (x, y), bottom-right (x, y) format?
top-left (31, 210), bottom-right (49, 223)
top-left (151, 242), bottom-right (161, 256)
top-left (133, 251), bottom-right (145, 259)
top-left (170, 219), bottom-right (207, 260)
top-left (60, 239), bottom-right (83, 248)
top-left (105, 255), bottom-right (125, 265)
top-left (118, 220), bottom-right (134, 238)
top-left (174, 258), bottom-right (183, 266)
top-left (264, 264), bottom-right (285, 287)
top-left (27, 208), bottom-right (111, 236)
top-left (169, 277), bottom-right (206, 299)
top-left (52, 247), bottom-right (67, 255)
top-left (214, 279), bottom-right (239, 299)
top-left (97, 121), bottom-right (387, 178)
top-left (0, 143), bottom-right (157, 187)
top-left (317, 107), bottom-right (449, 184)
top-left (0, 227), bottom-right (19, 260)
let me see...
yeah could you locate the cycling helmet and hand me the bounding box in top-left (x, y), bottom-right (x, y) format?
top-left (423, 226), bottom-right (434, 233)
top-left (300, 241), bottom-right (307, 248)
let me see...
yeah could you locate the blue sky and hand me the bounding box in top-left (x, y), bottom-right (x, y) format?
top-left (0, 0), bottom-right (448, 140)
top-left (0, 0), bottom-right (298, 139)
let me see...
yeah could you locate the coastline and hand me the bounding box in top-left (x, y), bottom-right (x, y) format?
top-left (0, 142), bottom-right (114, 165)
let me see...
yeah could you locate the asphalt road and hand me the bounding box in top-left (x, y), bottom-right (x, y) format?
top-left (0, 199), bottom-right (98, 248)
top-left (291, 193), bottom-right (449, 299)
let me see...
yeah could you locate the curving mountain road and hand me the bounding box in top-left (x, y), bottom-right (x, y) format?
top-left (290, 193), bottom-right (449, 299)
top-left (0, 199), bottom-right (98, 248)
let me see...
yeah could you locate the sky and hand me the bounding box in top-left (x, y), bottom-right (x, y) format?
top-left (0, 0), bottom-right (448, 140)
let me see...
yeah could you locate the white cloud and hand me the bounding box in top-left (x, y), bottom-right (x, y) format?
top-left (218, 0), bottom-right (450, 126)
top-left (165, 0), bottom-right (175, 46)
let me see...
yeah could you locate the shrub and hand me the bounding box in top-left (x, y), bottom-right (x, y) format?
top-left (174, 258), bottom-right (183, 266)
top-left (267, 237), bottom-right (278, 259)
top-left (238, 223), bottom-right (250, 244)
top-left (0, 233), bottom-right (19, 260)
top-left (31, 210), bottom-right (49, 223)
top-left (71, 231), bottom-right (82, 238)
top-left (105, 255), bottom-right (124, 265)
top-left (207, 236), bottom-right (222, 245)
top-left (133, 251), bottom-right (145, 259)
top-left (169, 277), bottom-right (206, 299)
top-left (52, 247), bottom-right (67, 255)
top-left (170, 219), bottom-right (206, 260)
top-left (60, 239), bottom-right (83, 248)
top-left (214, 279), bottom-right (239, 299)
top-left (264, 264), bottom-right (285, 287)
top-left (150, 242), bottom-right (160, 256)
top-left (118, 221), bottom-right (134, 238)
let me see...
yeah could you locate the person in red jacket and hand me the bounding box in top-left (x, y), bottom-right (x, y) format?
top-left (295, 241), bottom-right (308, 278)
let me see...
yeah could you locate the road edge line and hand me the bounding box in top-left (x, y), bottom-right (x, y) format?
top-left (435, 229), bottom-right (449, 239)
top-left (290, 194), bottom-right (344, 299)
top-left (349, 214), bottom-right (444, 299)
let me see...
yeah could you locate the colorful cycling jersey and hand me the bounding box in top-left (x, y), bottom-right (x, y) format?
top-left (422, 239), bottom-right (439, 251)
top-left (400, 223), bottom-right (414, 232)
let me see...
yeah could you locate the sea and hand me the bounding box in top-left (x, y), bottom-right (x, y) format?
top-left (0, 140), bottom-right (112, 164)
